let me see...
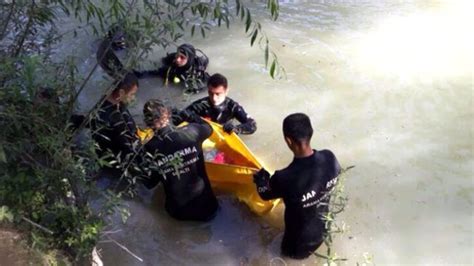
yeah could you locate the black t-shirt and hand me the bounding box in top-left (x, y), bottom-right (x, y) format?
top-left (173, 97), bottom-right (257, 134)
top-left (144, 123), bottom-right (218, 221)
top-left (90, 99), bottom-right (139, 164)
top-left (258, 149), bottom-right (341, 259)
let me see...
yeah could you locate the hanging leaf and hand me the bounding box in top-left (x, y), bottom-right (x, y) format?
top-left (0, 145), bottom-right (6, 163)
top-left (270, 1), bottom-right (276, 19)
top-left (213, 6), bottom-right (221, 19)
top-left (270, 60), bottom-right (276, 78)
top-left (250, 29), bottom-right (258, 46)
top-left (236, 0), bottom-right (241, 16)
top-left (245, 8), bottom-right (252, 32)
top-left (264, 43), bottom-right (269, 68)
top-left (177, 21), bottom-right (184, 31)
top-left (225, 16), bottom-right (230, 28)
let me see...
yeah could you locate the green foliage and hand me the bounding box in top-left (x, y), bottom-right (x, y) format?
top-left (0, 54), bottom-right (102, 259)
top-left (0, 206), bottom-right (14, 222)
top-left (58, 0), bottom-right (284, 78)
top-left (315, 166), bottom-right (354, 265)
top-left (234, 0), bottom-right (285, 78)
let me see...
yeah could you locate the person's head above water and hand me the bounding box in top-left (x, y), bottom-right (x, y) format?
top-left (175, 44), bottom-right (196, 68)
top-left (143, 99), bottom-right (171, 130)
top-left (107, 25), bottom-right (127, 50)
top-left (109, 73), bottom-right (139, 104)
top-left (207, 73), bottom-right (228, 106)
top-left (282, 113), bottom-right (314, 156)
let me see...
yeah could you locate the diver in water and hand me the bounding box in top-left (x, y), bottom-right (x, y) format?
top-left (97, 27), bottom-right (209, 94)
top-left (96, 26), bottom-right (159, 79)
top-left (96, 26), bottom-right (130, 79)
top-left (90, 73), bottom-right (141, 167)
top-left (254, 113), bottom-right (341, 259)
top-left (173, 73), bottom-right (257, 135)
top-left (142, 99), bottom-right (218, 221)
top-left (157, 43), bottom-right (210, 94)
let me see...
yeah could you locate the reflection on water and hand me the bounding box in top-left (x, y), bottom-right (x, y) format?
top-left (70, 0), bottom-right (473, 264)
top-left (352, 1), bottom-right (472, 80)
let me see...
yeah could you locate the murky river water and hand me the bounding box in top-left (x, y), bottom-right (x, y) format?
top-left (64, 0), bottom-right (474, 264)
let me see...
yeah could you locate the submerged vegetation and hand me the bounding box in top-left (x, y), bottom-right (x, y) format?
top-left (0, 0), bottom-right (347, 263)
top-left (317, 166), bottom-right (353, 265)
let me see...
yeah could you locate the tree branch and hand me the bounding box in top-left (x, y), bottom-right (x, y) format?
top-left (105, 236), bottom-right (143, 262)
top-left (13, 1), bottom-right (35, 57)
top-left (22, 216), bottom-right (54, 235)
top-left (0, 0), bottom-right (16, 41)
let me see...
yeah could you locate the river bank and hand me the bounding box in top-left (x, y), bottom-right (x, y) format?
top-left (0, 225), bottom-right (70, 265)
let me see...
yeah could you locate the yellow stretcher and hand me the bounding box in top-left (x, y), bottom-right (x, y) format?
top-left (137, 121), bottom-right (280, 215)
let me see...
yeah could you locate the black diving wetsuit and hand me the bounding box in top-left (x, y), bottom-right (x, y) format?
top-left (97, 38), bottom-right (127, 79)
top-left (144, 123), bottom-right (218, 221)
top-left (156, 51), bottom-right (210, 93)
top-left (90, 99), bottom-right (140, 166)
top-left (97, 38), bottom-right (209, 93)
top-left (97, 37), bottom-right (160, 79)
top-left (256, 150), bottom-right (341, 259)
top-left (173, 97), bottom-right (257, 134)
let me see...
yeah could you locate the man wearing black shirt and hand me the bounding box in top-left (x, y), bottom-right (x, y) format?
top-left (143, 99), bottom-right (218, 221)
top-left (91, 73), bottom-right (140, 167)
top-left (173, 73), bottom-right (257, 135)
top-left (97, 33), bottom-right (209, 94)
top-left (254, 113), bottom-right (341, 259)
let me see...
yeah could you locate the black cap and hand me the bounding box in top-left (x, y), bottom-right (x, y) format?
top-left (177, 44), bottom-right (196, 66)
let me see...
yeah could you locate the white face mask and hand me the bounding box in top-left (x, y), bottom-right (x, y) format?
top-left (208, 85), bottom-right (227, 106)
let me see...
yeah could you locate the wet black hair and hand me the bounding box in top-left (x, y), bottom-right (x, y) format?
top-left (143, 99), bottom-right (170, 127)
top-left (208, 73), bottom-right (228, 89)
top-left (282, 113), bottom-right (313, 144)
top-left (113, 73), bottom-right (139, 94)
